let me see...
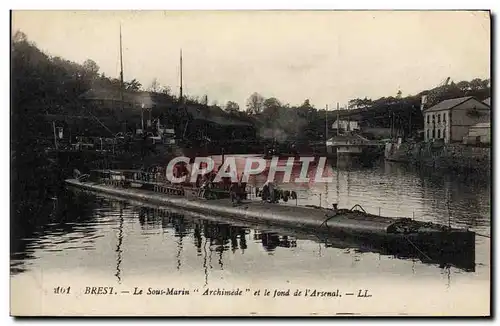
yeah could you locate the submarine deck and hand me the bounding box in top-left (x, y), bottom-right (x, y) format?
top-left (65, 179), bottom-right (464, 236)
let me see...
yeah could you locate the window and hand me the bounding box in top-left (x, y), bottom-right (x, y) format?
top-left (438, 114), bottom-right (441, 123)
top-left (443, 113), bottom-right (446, 124)
top-left (427, 115), bottom-right (430, 124)
top-left (438, 129), bottom-right (441, 138)
top-left (432, 114), bottom-right (435, 122)
top-left (427, 129), bottom-right (430, 139)
top-left (432, 129), bottom-right (435, 138)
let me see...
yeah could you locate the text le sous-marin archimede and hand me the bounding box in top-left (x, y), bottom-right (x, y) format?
top-left (55, 286), bottom-right (372, 298)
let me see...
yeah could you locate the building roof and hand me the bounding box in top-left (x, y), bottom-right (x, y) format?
top-left (183, 105), bottom-right (253, 127)
top-left (326, 133), bottom-right (374, 145)
top-left (470, 122), bottom-right (490, 129)
top-left (483, 97), bottom-right (491, 106)
top-left (79, 88), bottom-right (172, 108)
top-left (80, 87), bottom-right (253, 128)
top-left (424, 96), bottom-right (475, 113)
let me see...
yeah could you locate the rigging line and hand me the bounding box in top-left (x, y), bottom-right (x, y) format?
top-left (319, 212), bottom-right (338, 229)
top-left (319, 215), bottom-right (331, 229)
top-left (403, 235), bottom-right (432, 262)
top-left (86, 109), bottom-right (115, 136)
top-left (314, 214), bottom-right (335, 246)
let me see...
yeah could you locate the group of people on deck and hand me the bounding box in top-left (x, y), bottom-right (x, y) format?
top-left (171, 161), bottom-right (247, 203)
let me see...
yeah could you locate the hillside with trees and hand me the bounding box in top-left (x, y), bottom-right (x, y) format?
top-left (12, 29), bottom-right (490, 150)
top-left (237, 77), bottom-right (490, 142)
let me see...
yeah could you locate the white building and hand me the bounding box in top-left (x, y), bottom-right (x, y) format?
top-left (331, 119), bottom-right (360, 132)
top-left (423, 96), bottom-right (490, 143)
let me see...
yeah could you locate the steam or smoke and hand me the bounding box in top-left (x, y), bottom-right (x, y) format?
top-left (136, 93), bottom-right (153, 108)
top-left (258, 108), bottom-right (308, 142)
top-left (259, 128), bottom-right (289, 142)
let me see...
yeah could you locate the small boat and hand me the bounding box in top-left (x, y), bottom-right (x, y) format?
top-left (65, 169), bottom-right (475, 269)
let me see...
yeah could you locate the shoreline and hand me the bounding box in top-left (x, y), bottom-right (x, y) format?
top-left (385, 142), bottom-right (491, 174)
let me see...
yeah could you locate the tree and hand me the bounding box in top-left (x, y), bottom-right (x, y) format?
top-left (348, 97), bottom-right (373, 110)
top-left (109, 78), bottom-right (122, 89)
top-left (246, 92), bottom-right (265, 115)
top-left (261, 97), bottom-right (283, 130)
top-left (456, 80), bottom-right (471, 92)
top-left (469, 78), bottom-right (483, 91)
top-left (297, 99), bottom-right (316, 120)
top-left (225, 101), bottom-right (240, 113)
top-left (263, 97), bottom-right (281, 113)
top-left (125, 78), bottom-right (142, 91)
top-left (82, 59), bottom-right (99, 76)
top-left (12, 30), bottom-right (28, 44)
top-left (469, 78), bottom-right (489, 91)
top-left (300, 99), bottom-right (313, 110)
top-left (149, 78), bottom-right (160, 93)
top-left (160, 85), bottom-right (171, 95)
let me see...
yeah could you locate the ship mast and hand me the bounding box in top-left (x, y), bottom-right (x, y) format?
top-left (325, 104), bottom-right (328, 141)
top-left (336, 102), bottom-right (340, 135)
top-left (180, 49), bottom-right (189, 140)
top-left (179, 49), bottom-right (183, 104)
top-left (119, 24), bottom-right (125, 115)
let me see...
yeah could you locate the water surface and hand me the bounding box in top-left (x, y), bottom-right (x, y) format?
top-left (10, 161), bottom-right (491, 315)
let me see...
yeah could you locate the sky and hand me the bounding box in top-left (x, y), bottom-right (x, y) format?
top-left (11, 10), bottom-right (490, 109)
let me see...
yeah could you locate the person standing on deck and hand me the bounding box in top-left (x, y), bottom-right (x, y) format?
top-left (262, 180), bottom-right (277, 203)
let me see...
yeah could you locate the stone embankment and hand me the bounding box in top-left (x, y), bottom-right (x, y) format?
top-left (385, 141), bottom-right (490, 173)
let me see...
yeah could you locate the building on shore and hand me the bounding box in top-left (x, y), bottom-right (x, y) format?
top-left (79, 87), bottom-right (172, 133)
top-left (483, 97), bottom-right (491, 107)
top-left (331, 119), bottom-right (360, 134)
top-left (423, 96), bottom-right (490, 143)
top-left (326, 133), bottom-right (383, 161)
top-left (463, 122), bottom-right (491, 145)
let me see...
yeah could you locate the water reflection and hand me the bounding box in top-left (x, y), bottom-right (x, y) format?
top-left (113, 200), bottom-right (474, 275)
top-left (10, 190), bottom-right (101, 274)
top-left (10, 161), bottom-right (490, 289)
top-left (254, 231), bottom-right (297, 252)
top-left (115, 207), bottom-right (124, 284)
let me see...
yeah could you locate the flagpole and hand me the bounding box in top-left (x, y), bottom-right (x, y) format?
top-left (346, 103), bottom-right (350, 132)
top-left (336, 103), bottom-right (340, 135)
top-left (325, 104), bottom-right (329, 141)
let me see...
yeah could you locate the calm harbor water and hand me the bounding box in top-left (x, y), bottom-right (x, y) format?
top-left (10, 159), bottom-right (491, 315)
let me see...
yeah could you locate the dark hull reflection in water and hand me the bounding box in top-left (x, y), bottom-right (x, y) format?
top-left (112, 196), bottom-right (476, 275)
top-left (319, 230), bottom-right (475, 272)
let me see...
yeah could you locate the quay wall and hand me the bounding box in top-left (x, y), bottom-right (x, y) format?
top-left (385, 142), bottom-right (491, 173)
